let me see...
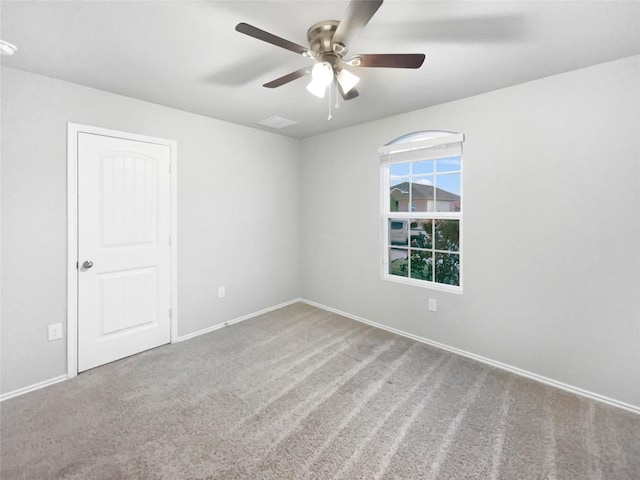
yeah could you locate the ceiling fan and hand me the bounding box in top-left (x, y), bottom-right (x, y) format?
top-left (235, 0), bottom-right (425, 101)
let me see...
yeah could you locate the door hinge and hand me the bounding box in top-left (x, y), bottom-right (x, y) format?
top-left (76, 261), bottom-right (79, 269)
top-left (169, 235), bottom-right (172, 246)
top-left (169, 308), bottom-right (173, 319)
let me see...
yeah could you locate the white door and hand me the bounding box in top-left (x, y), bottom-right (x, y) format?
top-left (77, 132), bottom-right (172, 372)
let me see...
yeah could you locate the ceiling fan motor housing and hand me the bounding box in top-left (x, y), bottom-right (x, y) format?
top-left (307, 20), bottom-right (343, 64)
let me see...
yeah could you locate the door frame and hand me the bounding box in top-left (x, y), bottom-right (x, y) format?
top-left (66, 123), bottom-right (178, 378)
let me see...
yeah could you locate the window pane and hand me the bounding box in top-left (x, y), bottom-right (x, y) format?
top-left (410, 219), bottom-right (432, 249)
top-left (412, 160), bottom-right (434, 175)
top-left (410, 181), bottom-right (434, 212)
top-left (389, 219), bottom-right (408, 246)
top-left (390, 178), bottom-right (410, 212)
top-left (410, 249), bottom-right (433, 281)
top-left (390, 163), bottom-right (410, 177)
top-left (434, 219), bottom-right (459, 252)
top-left (436, 156), bottom-right (461, 173)
top-left (435, 252), bottom-right (460, 286)
top-left (435, 173), bottom-right (461, 212)
top-left (389, 248), bottom-right (409, 277)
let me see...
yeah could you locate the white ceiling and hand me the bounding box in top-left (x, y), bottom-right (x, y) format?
top-left (1, 1), bottom-right (639, 138)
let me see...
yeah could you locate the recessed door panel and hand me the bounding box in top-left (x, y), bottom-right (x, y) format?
top-left (99, 267), bottom-right (158, 336)
top-left (101, 154), bottom-right (157, 246)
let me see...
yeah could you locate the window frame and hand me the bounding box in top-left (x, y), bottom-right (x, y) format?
top-left (379, 131), bottom-right (464, 293)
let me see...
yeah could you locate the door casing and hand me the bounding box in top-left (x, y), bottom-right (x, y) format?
top-left (67, 123), bottom-right (178, 378)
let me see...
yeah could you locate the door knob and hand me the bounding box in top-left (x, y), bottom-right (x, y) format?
top-left (82, 260), bottom-right (94, 269)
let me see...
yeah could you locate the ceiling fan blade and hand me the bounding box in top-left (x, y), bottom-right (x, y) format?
top-left (338, 83), bottom-right (360, 100)
top-left (263, 67), bottom-right (310, 88)
top-left (236, 22), bottom-right (310, 56)
top-left (349, 53), bottom-right (425, 68)
top-left (333, 0), bottom-right (383, 51)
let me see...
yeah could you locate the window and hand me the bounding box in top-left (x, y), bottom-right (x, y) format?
top-left (379, 131), bottom-right (464, 292)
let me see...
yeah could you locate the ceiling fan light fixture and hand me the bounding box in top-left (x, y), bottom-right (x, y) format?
top-left (336, 68), bottom-right (360, 94)
top-left (311, 61), bottom-right (334, 87)
top-left (306, 61), bottom-right (334, 98)
top-left (306, 79), bottom-right (327, 98)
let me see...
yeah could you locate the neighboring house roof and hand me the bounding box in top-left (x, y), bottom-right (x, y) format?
top-left (390, 182), bottom-right (460, 202)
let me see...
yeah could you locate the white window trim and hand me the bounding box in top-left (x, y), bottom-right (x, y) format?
top-left (379, 132), bottom-right (464, 293)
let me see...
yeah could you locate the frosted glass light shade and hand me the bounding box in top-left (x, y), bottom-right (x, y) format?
top-left (311, 62), bottom-right (334, 86)
top-left (306, 80), bottom-right (327, 98)
top-left (306, 61), bottom-right (334, 98)
top-left (336, 68), bottom-right (360, 94)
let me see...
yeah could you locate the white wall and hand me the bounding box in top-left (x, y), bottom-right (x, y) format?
top-left (300, 56), bottom-right (640, 408)
top-left (3, 56), bottom-right (639, 408)
top-left (1, 68), bottom-right (301, 394)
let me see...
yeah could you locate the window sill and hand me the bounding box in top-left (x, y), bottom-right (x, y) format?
top-left (381, 273), bottom-right (463, 294)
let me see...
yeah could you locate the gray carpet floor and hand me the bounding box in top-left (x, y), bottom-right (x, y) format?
top-left (1, 302), bottom-right (639, 479)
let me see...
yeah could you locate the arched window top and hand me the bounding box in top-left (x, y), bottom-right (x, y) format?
top-left (385, 130), bottom-right (460, 146)
top-left (379, 130), bottom-right (464, 157)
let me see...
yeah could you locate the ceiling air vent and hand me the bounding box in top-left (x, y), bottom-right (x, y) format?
top-left (257, 116), bottom-right (298, 129)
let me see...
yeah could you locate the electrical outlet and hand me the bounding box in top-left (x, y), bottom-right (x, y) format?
top-left (48, 323), bottom-right (63, 341)
top-left (218, 286), bottom-right (225, 298)
top-left (428, 298), bottom-right (437, 312)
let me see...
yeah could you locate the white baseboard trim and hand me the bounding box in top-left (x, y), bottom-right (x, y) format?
top-left (174, 298), bottom-right (303, 343)
top-left (300, 299), bottom-right (640, 415)
top-left (1, 298), bottom-right (303, 401)
top-left (0, 375), bottom-right (68, 402)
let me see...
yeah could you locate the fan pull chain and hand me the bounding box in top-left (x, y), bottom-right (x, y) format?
top-left (327, 81), bottom-right (333, 120)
